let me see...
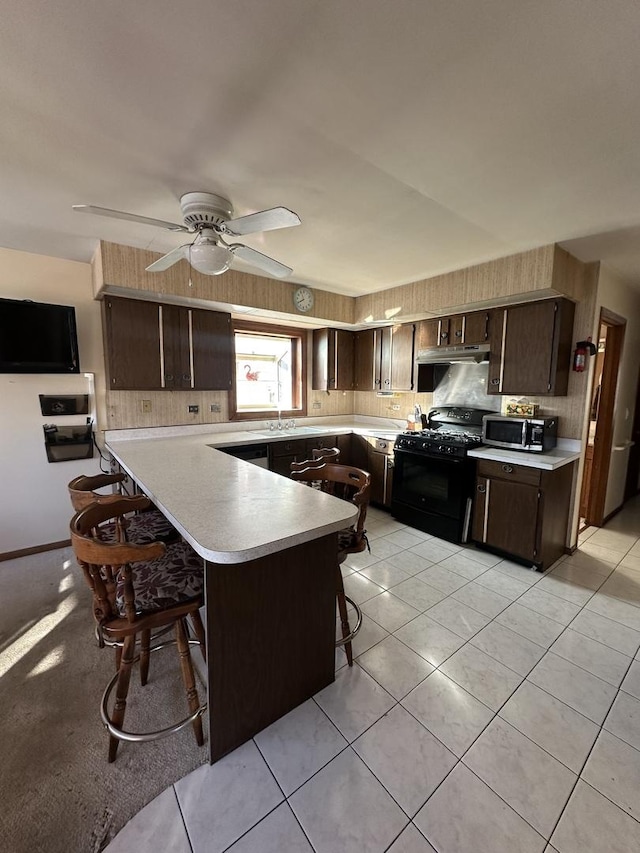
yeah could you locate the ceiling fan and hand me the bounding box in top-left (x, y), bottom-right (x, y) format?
top-left (73, 192), bottom-right (301, 278)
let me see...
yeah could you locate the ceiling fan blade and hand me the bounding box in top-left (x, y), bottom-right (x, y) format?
top-left (223, 207), bottom-right (301, 236)
top-left (231, 244), bottom-right (293, 278)
top-left (73, 204), bottom-right (189, 232)
top-left (145, 245), bottom-right (189, 272)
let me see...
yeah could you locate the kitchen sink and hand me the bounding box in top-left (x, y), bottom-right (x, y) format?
top-left (249, 426), bottom-right (325, 438)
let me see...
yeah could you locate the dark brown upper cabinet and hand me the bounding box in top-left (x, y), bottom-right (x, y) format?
top-left (354, 325), bottom-right (415, 392)
top-left (103, 296), bottom-right (233, 391)
top-left (487, 298), bottom-right (575, 396)
top-left (103, 297), bottom-right (162, 390)
top-left (417, 310), bottom-right (489, 349)
top-left (312, 328), bottom-right (355, 390)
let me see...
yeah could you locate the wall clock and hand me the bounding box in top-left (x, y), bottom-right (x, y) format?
top-left (293, 286), bottom-right (314, 313)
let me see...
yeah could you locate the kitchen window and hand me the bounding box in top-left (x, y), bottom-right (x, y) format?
top-left (230, 320), bottom-right (306, 421)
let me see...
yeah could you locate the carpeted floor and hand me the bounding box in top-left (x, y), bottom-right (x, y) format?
top-left (0, 546), bottom-right (207, 853)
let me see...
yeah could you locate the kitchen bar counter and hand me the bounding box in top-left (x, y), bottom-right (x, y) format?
top-left (106, 432), bottom-right (358, 762)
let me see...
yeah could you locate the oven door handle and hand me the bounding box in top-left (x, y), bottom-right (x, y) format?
top-left (393, 448), bottom-right (465, 465)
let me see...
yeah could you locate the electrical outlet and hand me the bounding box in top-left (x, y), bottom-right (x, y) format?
top-left (210, 403), bottom-right (221, 413)
top-left (391, 404), bottom-right (400, 411)
top-left (188, 405), bottom-right (199, 413)
top-left (141, 400), bottom-right (152, 413)
top-left (312, 400), bottom-right (322, 409)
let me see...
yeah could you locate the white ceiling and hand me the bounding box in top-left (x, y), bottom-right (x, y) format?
top-left (2, 0), bottom-right (640, 296)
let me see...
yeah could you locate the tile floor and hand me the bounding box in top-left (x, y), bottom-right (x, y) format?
top-left (106, 500), bottom-right (640, 853)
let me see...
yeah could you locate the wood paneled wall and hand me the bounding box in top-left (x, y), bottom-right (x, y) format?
top-left (94, 241), bottom-right (355, 325)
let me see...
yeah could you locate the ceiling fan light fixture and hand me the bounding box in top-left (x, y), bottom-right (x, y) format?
top-left (188, 241), bottom-right (234, 275)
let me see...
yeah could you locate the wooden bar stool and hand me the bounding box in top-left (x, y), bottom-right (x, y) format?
top-left (70, 495), bottom-right (206, 762)
top-left (290, 462), bottom-right (370, 666)
top-left (68, 473), bottom-right (179, 544)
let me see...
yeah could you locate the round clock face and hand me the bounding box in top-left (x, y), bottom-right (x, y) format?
top-left (293, 286), bottom-right (314, 313)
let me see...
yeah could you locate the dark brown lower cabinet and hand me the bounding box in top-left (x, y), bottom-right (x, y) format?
top-left (268, 436), bottom-right (338, 476)
top-left (472, 459), bottom-right (575, 570)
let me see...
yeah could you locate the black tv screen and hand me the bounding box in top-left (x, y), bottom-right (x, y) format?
top-left (0, 298), bottom-right (80, 373)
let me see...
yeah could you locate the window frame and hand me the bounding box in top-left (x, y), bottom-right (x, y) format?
top-left (229, 319), bottom-right (307, 422)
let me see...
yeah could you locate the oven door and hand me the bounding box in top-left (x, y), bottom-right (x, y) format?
top-left (391, 448), bottom-right (474, 543)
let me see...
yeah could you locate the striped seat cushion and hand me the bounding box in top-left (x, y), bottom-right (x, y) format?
top-left (115, 540), bottom-right (203, 616)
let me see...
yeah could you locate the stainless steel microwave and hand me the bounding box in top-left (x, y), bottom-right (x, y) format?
top-left (482, 415), bottom-right (558, 452)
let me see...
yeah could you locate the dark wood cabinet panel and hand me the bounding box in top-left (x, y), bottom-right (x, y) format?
top-left (489, 299), bottom-right (575, 396)
top-left (418, 311), bottom-right (488, 350)
top-left (367, 445), bottom-right (386, 506)
top-left (312, 329), bottom-right (355, 390)
top-left (336, 433), bottom-right (352, 465)
top-left (161, 304), bottom-right (191, 389)
top-left (354, 330), bottom-right (378, 390)
top-left (191, 309), bottom-right (233, 390)
top-left (472, 460), bottom-right (575, 570)
top-left (354, 324), bottom-right (414, 392)
top-left (270, 438), bottom-right (307, 458)
top-left (389, 324), bottom-right (415, 392)
top-left (351, 434), bottom-right (370, 471)
top-left (102, 297), bottom-right (161, 390)
top-left (417, 319), bottom-right (441, 349)
top-left (462, 311), bottom-right (490, 344)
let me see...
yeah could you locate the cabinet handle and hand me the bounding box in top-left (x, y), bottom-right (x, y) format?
top-left (482, 479), bottom-right (490, 542)
top-left (477, 484), bottom-right (486, 493)
top-left (455, 329), bottom-right (462, 337)
top-left (165, 373), bottom-right (173, 381)
top-left (182, 373), bottom-right (191, 381)
top-left (491, 378), bottom-right (500, 386)
top-left (502, 464), bottom-right (513, 474)
top-left (440, 331), bottom-right (448, 340)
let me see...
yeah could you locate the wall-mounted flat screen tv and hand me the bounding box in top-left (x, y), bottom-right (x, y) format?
top-left (0, 298), bottom-right (80, 373)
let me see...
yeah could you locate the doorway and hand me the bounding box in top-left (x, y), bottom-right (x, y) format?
top-left (579, 308), bottom-right (626, 528)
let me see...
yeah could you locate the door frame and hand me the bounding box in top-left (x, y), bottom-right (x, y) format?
top-left (584, 308), bottom-right (626, 527)
top-left (624, 365), bottom-right (640, 501)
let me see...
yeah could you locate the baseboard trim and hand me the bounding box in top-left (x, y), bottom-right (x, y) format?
top-left (602, 505), bottom-right (623, 526)
top-left (0, 539), bottom-right (71, 562)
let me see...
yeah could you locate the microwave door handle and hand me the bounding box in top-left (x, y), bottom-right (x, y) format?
top-left (522, 420), bottom-right (529, 447)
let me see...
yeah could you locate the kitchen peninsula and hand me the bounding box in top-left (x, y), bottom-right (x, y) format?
top-left (106, 431), bottom-right (358, 762)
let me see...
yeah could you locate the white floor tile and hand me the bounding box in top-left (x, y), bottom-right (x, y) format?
top-left (550, 561), bottom-right (608, 590)
top-left (370, 537), bottom-right (407, 561)
top-left (414, 763), bottom-right (546, 853)
top-left (578, 541), bottom-right (624, 565)
top-left (425, 597), bottom-right (490, 640)
top-left (381, 529), bottom-right (426, 551)
top-left (344, 549), bottom-right (383, 571)
top-left (598, 573), bottom-right (640, 607)
top-left (581, 730), bottom-right (640, 819)
top-left (518, 587), bottom-right (581, 625)
top-left (603, 689), bottom-right (640, 751)
top-left (254, 699), bottom-right (347, 796)
top-left (499, 680), bottom-right (599, 773)
top-left (350, 614), bottom-right (389, 657)
top-left (174, 740), bottom-right (284, 853)
top-left (550, 629), bottom-right (631, 686)
top-left (414, 565), bottom-right (469, 595)
top-left (495, 602), bottom-right (565, 647)
top-left (289, 748), bottom-right (408, 853)
top-left (463, 717), bottom-right (577, 837)
top-left (314, 663), bottom-right (395, 742)
top-left (409, 540), bottom-right (459, 565)
top-left (361, 591), bottom-right (421, 633)
top-left (528, 653), bottom-right (617, 725)
top-left (353, 705), bottom-right (456, 817)
top-left (458, 546), bottom-right (503, 568)
top-left (385, 550), bottom-right (435, 576)
top-left (440, 643), bottom-right (522, 711)
top-left (393, 613), bottom-right (466, 667)
top-left (569, 609), bottom-right (640, 656)
top-left (389, 577), bottom-right (447, 611)
top-left (621, 658), bottom-right (640, 699)
top-left (359, 560), bottom-right (412, 590)
top-left (475, 568), bottom-right (532, 600)
top-left (357, 635), bottom-right (434, 700)
top-left (586, 591), bottom-right (640, 631)
top-left (535, 573), bottom-right (597, 607)
top-left (387, 824), bottom-right (437, 852)
top-left (226, 803), bottom-right (313, 852)
top-left (402, 670), bottom-right (493, 757)
top-left (620, 552), bottom-right (640, 572)
top-left (438, 552), bottom-right (490, 580)
top-left (492, 559), bottom-right (542, 588)
top-left (470, 621), bottom-right (546, 676)
top-left (550, 779), bottom-right (640, 853)
top-left (451, 581), bottom-right (511, 618)
top-left (342, 572), bottom-right (385, 604)
top-left (562, 552), bottom-right (616, 576)
top-left (106, 787), bottom-right (191, 853)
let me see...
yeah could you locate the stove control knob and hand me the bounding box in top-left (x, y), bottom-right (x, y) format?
top-left (438, 445), bottom-right (446, 453)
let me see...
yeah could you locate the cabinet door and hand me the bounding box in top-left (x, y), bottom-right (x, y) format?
top-left (389, 324), bottom-right (415, 391)
top-left (462, 311), bottom-right (490, 344)
top-left (450, 315), bottom-right (465, 345)
top-left (191, 309), bottom-right (233, 390)
top-left (354, 330), bottom-right (377, 391)
top-left (500, 300), bottom-right (574, 396)
top-left (417, 319), bottom-right (440, 349)
top-left (312, 329), bottom-right (330, 390)
top-left (367, 446), bottom-right (386, 505)
top-left (474, 476), bottom-right (540, 562)
top-left (312, 329), bottom-right (355, 390)
top-left (161, 304), bottom-right (191, 389)
top-left (336, 433), bottom-right (352, 466)
top-left (103, 297), bottom-right (161, 390)
top-left (334, 330), bottom-right (355, 390)
top-left (379, 327), bottom-right (393, 392)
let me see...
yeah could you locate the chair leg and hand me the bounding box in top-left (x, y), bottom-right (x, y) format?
top-left (190, 609), bottom-right (207, 663)
top-left (175, 618), bottom-right (204, 746)
top-left (139, 629), bottom-right (151, 686)
top-left (336, 566), bottom-right (353, 666)
top-left (108, 634), bottom-right (136, 762)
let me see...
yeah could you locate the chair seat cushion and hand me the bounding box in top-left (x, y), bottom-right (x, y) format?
top-left (102, 509), bottom-right (178, 546)
top-left (115, 540), bottom-right (203, 616)
top-left (337, 526), bottom-right (368, 556)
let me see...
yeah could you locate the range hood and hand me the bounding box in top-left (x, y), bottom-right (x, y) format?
top-left (416, 343), bottom-right (490, 364)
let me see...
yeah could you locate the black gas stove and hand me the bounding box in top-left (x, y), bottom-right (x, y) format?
top-left (391, 406), bottom-right (496, 543)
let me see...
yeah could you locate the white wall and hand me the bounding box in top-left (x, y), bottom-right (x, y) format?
top-left (0, 247), bottom-right (106, 553)
top-left (594, 265), bottom-right (640, 518)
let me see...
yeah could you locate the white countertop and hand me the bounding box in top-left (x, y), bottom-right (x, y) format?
top-left (107, 432), bottom-right (359, 564)
top-left (468, 445), bottom-right (581, 470)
